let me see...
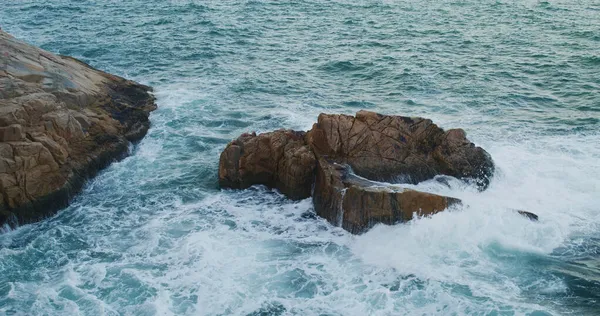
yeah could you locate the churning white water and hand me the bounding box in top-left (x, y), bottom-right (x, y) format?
top-left (1, 0), bottom-right (600, 314)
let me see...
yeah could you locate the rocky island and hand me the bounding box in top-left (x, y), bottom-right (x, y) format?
top-left (220, 110), bottom-right (498, 234)
top-left (0, 31), bottom-right (156, 228)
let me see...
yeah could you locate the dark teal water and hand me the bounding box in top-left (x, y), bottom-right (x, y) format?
top-left (1, 1), bottom-right (599, 315)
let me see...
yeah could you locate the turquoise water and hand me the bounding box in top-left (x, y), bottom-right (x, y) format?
top-left (1, 0), bottom-right (599, 315)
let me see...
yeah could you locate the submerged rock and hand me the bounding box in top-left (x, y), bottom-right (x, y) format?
top-left (220, 110), bottom-right (494, 234)
top-left (0, 31), bottom-right (156, 228)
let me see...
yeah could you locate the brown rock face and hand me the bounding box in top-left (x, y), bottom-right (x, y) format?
top-left (313, 158), bottom-right (460, 234)
top-left (307, 110), bottom-right (494, 189)
top-left (218, 130), bottom-right (316, 200)
top-left (0, 31), bottom-right (156, 228)
top-left (342, 187), bottom-right (460, 233)
top-left (219, 110), bottom-right (494, 234)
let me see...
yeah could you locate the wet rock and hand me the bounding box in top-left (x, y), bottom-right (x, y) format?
top-left (219, 111), bottom-right (494, 234)
top-left (218, 130), bottom-right (316, 200)
top-left (517, 210), bottom-right (539, 221)
top-left (313, 158), bottom-right (461, 234)
top-left (0, 30), bottom-right (156, 228)
top-left (307, 110), bottom-right (494, 189)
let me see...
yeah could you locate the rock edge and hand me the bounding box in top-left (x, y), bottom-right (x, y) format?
top-left (0, 31), bottom-right (156, 228)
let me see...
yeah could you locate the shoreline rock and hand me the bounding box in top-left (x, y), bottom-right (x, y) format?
top-left (219, 110), bottom-right (495, 234)
top-left (0, 31), bottom-right (156, 228)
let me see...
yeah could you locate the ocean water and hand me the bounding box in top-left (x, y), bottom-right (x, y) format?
top-left (1, 0), bottom-right (599, 315)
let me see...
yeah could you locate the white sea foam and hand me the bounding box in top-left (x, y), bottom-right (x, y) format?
top-left (1, 3), bottom-right (600, 309)
top-left (2, 80), bottom-right (596, 315)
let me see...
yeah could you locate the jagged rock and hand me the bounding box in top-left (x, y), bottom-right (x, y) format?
top-left (517, 210), bottom-right (539, 221)
top-left (219, 110), bottom-right (494, 234)
top-left (0, 30), bottom-right (156, 228)
top-left (218, 130), bottom-right (316, 200)
top-left (307, 110), bottom-right (494, 189)
top-left (313, 158), bottom-right (461, 233)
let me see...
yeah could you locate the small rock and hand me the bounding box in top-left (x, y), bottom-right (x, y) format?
top-left (218, 129), bottom-right (316, 200)
top-left (517, 210), bottom-right (539, 221)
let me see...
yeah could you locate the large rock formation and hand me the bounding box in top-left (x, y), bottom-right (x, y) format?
top-left (0, 31), bottom-right (156, 228)
top-left (307, 111), bottom-right (494, 189)
top-left (219, 110), bottom-right (495, 234)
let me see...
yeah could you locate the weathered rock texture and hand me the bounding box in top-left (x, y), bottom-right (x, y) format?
top-left (517, 210), bottom-right (539, 221)
top-left (0, 31), bottom-right (156, 228)
top-left (313, 158), bottom-right (461, 233)
top-left (218, 130), bottom-right (316, 200)
top-left (307, 111), bottom-right (494, 189)
top-left (220, 110), bottom-right (494, 234)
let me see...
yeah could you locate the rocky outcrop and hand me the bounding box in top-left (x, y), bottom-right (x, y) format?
top-left (307, 110), bottom-right (494, 189)
top-left (219, 110), bottom-right (495, 234)
top-left (517, 210), bottom-right (539, 221)
top-left (218, 130), bottom-right (316, 200)
top-left (0, 31), bottom-right (156, 228)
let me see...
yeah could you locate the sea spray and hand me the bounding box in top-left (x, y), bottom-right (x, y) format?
top-left (0, 0), bottom-right (599, 315)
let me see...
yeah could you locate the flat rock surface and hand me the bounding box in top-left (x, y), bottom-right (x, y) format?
top-left (0, 31), bottom-right (156, 227)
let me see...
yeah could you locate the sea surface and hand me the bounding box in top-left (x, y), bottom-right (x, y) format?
top-left (1, 0), bottom-right (599, 315)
